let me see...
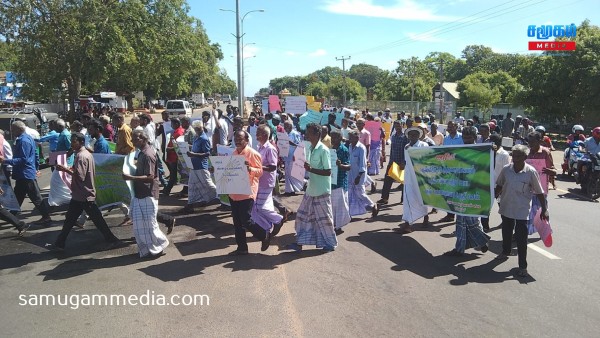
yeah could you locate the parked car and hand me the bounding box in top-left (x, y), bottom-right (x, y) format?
top-left (222, 94), bottom-right (232, 104)
top-left (165, 100), bottom-right (192, 117)
top-left (207, 97), bottom-right (214, 104)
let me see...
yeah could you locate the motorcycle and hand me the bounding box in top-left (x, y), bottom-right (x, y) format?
top-left (562, 141), bottom-right (585, 176)
top-left (575, 151), bottom-right (600, 200)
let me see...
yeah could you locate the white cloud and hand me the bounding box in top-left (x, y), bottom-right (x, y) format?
top-left (309, 49), bottom-right (328, 57)
top-left (284, 51), bottom-right (298, 56)
top-left (321, 0), bottom-right (456, 22)
top-left (406, 31), bottom-right (442, 42)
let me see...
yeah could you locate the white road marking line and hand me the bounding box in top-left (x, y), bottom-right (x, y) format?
top-left (528, 243), bottom-right (561, 260)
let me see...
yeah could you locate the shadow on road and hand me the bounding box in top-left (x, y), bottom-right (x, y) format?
top-left (138, 249), bottom-right (323, 282)
top-left (347, 229), bottom-right (517, 285)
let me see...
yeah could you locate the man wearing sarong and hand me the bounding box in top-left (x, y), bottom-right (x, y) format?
top-left (330, 130), bottom-right (351, 234)
top-left (366, 115), bottom-right (382, 177)
top-left (175, 117), bottom-right (196, 198)
top-left (122, 130), bottom-right (169, 258)
top-left (228, 130), bottom-right (269, 255)
top-left (443, 126), bottom-right (490, 256)
top-left (356, 118), bottom-right (377, 193)
top-left (49, 132), bottom-right (121, 251)
top-left (377, 120), bottom-right (408, 206)
top-left (348, 130), bottom-right (379, 218)
top-left (252, 125), bottom-right (284, 237)
top-left (282, 120), bottom-right (304, 194)
top-left (163, 118), bottom-right (184, 196)
top-left (184, 120), bottom-right (217, 212)
top-left (286, 123), bottom-right (337, 252)
top-left (397, 127), bottom-right (430, 234)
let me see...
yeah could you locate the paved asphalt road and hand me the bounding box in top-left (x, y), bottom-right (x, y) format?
top-left (1, 107), bottom-right (599, 337)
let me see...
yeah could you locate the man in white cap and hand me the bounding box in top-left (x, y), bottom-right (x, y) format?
top-left (397, 126), bottom-right (429, 234)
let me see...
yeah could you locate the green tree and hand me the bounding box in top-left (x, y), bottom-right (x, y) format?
top-left (0, 41), bottom-right (17, 70)
top-left (1, 0), bottom-right (225, 117)
top-left (305, 81), bottom-right (328, 98)
top-left (461, 45), bottom-right (494, 70)
top-left (515, 20), bottom-right (600, 124)
top-left (393, 57), bottom-right (436, 102)
top-left (424, 52), bottom-right (469, 82)
top-left (307, 66), bottom-right (343, 83)
top-left (457, 72), bottom-right (502, 114)
top-left (373, 70), bottom-right (398, 100)
top-left (348, 63), bottom-right (383, 90)
top-left (327, 76), bottom-right (365, 101)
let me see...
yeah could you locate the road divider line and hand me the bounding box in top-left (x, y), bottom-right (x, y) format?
top-left (528, 243), bottom-right (561, 260)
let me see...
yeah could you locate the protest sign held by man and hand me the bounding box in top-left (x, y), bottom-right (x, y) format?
top-left (228, 130), bottom-right (270, 255)
top-left (50, 132), bottom-right (121, 252)
top-left (443, 126), bottom-right (490, 257)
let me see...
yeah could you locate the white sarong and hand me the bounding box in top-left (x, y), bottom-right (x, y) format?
top-left (331, 187), bottom-right (351, 229)
top-left (295, 193), bottom-right (337, 248)
top-left (48, 169), bottom-right (71, 206)
top-left (132, 197), bottom-right (169, 257)
top-left (188, 169), bottom-right (217, 204)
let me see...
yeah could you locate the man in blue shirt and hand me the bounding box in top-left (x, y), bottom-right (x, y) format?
top-left (0, 121), bottom-right (52, 225)
top-left (87, 119), bottom-right (110, 154)
top-left (185, 120), bottom-right (217, 211)
top-left (55, 119), bottom-right (71, 151)
top-left (36, 120), bottom-right (59, 152)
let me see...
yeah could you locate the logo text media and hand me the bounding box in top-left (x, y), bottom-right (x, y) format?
top-left (527, 24), bottom-right (576, 51)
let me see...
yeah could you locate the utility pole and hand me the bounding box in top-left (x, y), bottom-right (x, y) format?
top-left (410, 57), bottom-right (416, 115)
top-left (336, 56), bottom-right (351, 107)
top-left (438, 57), bottom-right (445, 124)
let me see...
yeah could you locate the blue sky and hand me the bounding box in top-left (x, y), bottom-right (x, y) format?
top-left (193, 0), bottom-right (598, 96)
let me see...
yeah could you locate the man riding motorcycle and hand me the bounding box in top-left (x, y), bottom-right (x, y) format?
top-left (568, 124), bottom-right (586, 145)
top-left (576, 127), bottom-right (600, 193)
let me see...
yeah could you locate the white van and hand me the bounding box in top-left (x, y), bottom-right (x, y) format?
top-left (165, 100), bottom-right (192, 117)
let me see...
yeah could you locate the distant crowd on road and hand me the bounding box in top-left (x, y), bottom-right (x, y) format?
top-left (2, 102), bottom-right (600, 279)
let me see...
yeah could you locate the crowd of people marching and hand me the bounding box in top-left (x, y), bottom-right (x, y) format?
top-left (3, 103), bottom-right (600, 277)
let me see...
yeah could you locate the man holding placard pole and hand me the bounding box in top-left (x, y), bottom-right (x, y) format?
top-left (229, 130), bottom-right (269, 255)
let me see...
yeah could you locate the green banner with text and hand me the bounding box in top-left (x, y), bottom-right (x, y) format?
top-left (406, 144), bottom-right (493, 216)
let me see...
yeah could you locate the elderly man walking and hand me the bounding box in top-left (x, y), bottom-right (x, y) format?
top-left (251, 125), bottom-right (284, 236)
top-left (122, 130), bottom-right (170, 258)
top-left (51, 132), bottom-right (121, 251)
top-left (184, 120), bottom-right (217, 211)
top-left (495, 144), bottom-right (548, 277)
top-left (348, 130), bottom-right (379, 218)
top-left (0, 121), bottom-right (52, 225)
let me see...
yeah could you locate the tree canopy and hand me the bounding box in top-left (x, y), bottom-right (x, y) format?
top-left (0, 0), bottom-right (233, 117)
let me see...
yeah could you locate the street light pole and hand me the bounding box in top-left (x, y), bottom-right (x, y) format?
top-left (220, 6), bottom-right (264, 117)
top-left (234, 0), bottom-right (243, 116)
